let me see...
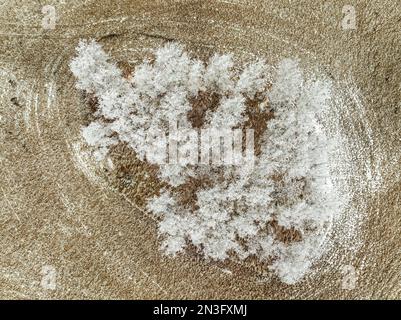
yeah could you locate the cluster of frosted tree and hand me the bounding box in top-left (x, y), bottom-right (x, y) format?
top-left (70, 40), bottom-right (343, 284)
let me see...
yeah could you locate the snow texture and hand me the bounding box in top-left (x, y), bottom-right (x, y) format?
top-left (70, 40), bottom-right (344, 284)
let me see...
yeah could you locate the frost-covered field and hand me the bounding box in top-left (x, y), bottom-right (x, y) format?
top-left (71, 40), bottom-right (348, 284)
top-left (0, 0), bottom-right (400, 299)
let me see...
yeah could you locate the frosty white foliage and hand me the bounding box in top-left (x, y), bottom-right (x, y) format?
top-left (81, 121), bottom-right (117, 161)
top-left (236, 59), bottom-right (269, 98)
top-left (70, 40), bottom-right (344, 284)
top-left (70, 40), bottom-right (125, 96)
top-left (70, 40), bottom-right (265, 185)
top-left (204, 53), bottom-right (234, 92)
top-left (269, 58), bottom-right (304, 104)
top-left (208, 95), bottom-right (246, 128)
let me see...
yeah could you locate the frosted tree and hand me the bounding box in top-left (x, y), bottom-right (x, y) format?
top-left (70, 40), bottom-right (344, 284)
